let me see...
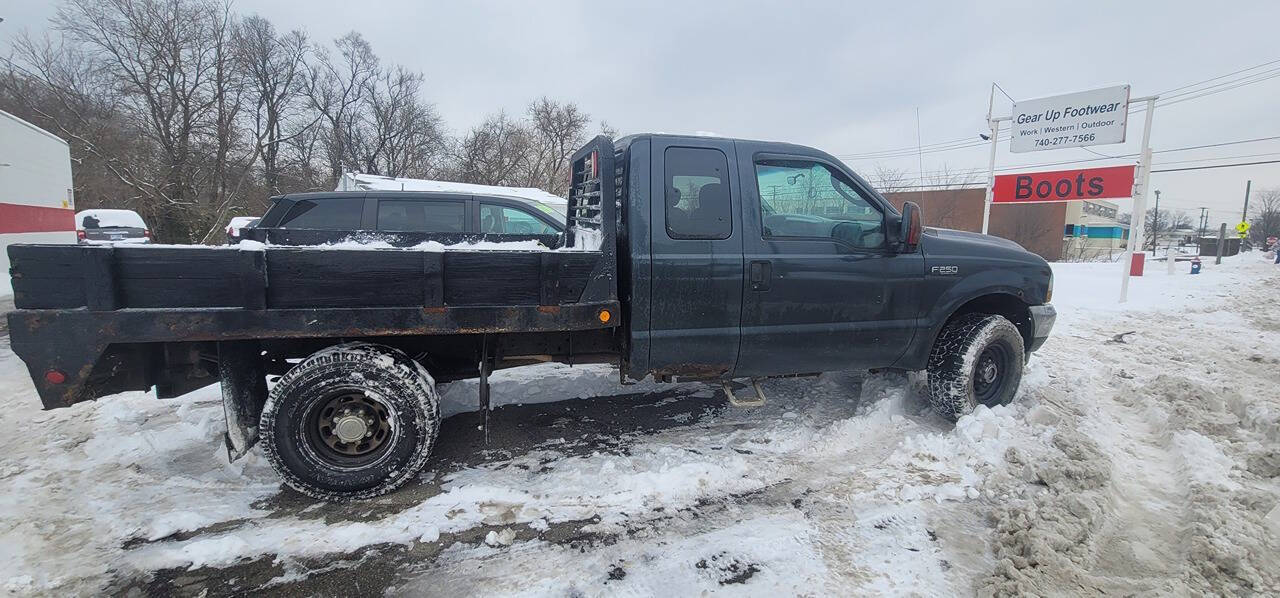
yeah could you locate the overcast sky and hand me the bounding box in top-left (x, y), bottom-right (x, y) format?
top-left (4, 0), bottom-right (1279, 221)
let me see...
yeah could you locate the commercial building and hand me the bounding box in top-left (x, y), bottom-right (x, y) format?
top-left (0, 110), bottom-right (76, 297)
top-left (884, 188), bottom-right (1069, 261)
top-left (882, 190), bottom-right (1149, 262)
top-left (1062, 199), bottom-right (1129, 261)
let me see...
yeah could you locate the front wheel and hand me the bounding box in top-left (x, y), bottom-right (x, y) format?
top-left (261, 343), bottom-right (440, 501)
top-left (926, 314), bottom-right (1025, 421)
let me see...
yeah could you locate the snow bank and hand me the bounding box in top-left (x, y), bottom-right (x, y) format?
top-left (1, 251), bottom-right (1277, 594)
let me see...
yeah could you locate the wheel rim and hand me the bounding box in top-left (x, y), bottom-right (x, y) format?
top-left (303, 389), bottom-right (395, 467)
top-left (973, 342), bottom-right (1012, 406)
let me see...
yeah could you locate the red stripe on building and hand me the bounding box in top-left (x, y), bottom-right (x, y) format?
top-left (0, 202), bottom-right (76, 234)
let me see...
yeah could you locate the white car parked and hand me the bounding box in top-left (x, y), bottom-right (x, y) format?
top-left (76, 209), bottom-right (152, 245)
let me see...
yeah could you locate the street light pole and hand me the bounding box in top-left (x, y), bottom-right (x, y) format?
top-left (981, 84), bottom-right (998, 235)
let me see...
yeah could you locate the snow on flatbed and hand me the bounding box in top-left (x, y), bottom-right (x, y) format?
top-left (1, 256), bottom-right (1278, 596)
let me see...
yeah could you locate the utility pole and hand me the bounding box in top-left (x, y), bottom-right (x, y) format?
top-left (1242, 180), bottom-right (1251, 222)
top-left (1241, 180), bottom-right (1251, 249)
top-left (1198, 207), bottom-right (1208, 241)
top-left (1151, 189), bottom-right (1161, 252)
top-left (1216, 223), bottom-right (1227, 265)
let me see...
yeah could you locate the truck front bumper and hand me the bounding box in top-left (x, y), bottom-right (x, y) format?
top-left (1027, 304), bottom-right (1056, 353)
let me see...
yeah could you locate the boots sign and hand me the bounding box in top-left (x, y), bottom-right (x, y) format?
top-left (993, 165), bottom-right (1136, 203)
top-left (1010, 85), bottom-right (1130, 153)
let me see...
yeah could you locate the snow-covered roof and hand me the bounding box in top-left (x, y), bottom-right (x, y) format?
top-left (336, 173), bottom-right (567, 209)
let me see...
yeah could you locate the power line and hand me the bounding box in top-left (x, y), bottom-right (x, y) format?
top-left (1150, 151), bottom-right (1280, 167)
top-left (1151, 159), bottom-right (1280, 173)
top-left (834, 133), bottom-right (1003, 160)
top-left (835, 57), bottom-right (1280, 161)
top-left (1154, 57), bottom-right (1280, 96)
top-left (1156, 134), bottom-right (1280, 153)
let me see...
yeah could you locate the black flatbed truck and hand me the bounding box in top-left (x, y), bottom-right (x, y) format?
top-left (7, 134), bottom-right (1055, 500)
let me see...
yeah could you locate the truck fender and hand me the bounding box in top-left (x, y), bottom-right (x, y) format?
top-left (898, 270), bottom-right (1037, 370)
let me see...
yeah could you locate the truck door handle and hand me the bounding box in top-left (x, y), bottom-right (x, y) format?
top-left (750, 260), bottom-right (772, 291)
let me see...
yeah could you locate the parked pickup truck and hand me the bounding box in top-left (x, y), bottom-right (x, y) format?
top-left (6, 134), bottom-right (1055, 501)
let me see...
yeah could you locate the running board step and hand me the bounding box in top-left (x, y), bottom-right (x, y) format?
top-left (723, 378), bottom-right (767, 408)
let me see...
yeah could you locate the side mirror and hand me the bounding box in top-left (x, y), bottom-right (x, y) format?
top-left (898, 201), bottom-right (923, 252)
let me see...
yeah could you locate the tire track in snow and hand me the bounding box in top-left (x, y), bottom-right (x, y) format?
top-left (981, 262), bottom-right (1280, 596)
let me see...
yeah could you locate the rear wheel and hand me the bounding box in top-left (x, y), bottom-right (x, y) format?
top-left (261, 343), bottom-right (439, 501)
top-left (926, 314), bottom-right (1025, 421)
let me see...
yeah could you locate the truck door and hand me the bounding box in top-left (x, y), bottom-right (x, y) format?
top-left (734, 147), bottom-right (920, 377)
top-left (647, 138), bottom-right (744, 379)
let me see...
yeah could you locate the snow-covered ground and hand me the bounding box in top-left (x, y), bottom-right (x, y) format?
top-left (1, 256), bottom-right (1278, 596)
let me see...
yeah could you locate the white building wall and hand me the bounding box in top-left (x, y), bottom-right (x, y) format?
top-left (0, 110), bottom-right (76, 297)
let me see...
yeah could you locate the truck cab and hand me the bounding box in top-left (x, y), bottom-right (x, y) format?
top-left (612, 134), bottom-right (1052, 387)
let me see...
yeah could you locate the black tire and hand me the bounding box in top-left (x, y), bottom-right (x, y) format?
top-left (926, 314), bottom-right (1025, 421)
top-left (260, 343), bottom-right (440, 501)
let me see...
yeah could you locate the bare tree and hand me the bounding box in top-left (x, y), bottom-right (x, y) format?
top-left (2, 3), bottom-right (617, 243)
top-left (869, 165), bottom-right (910, 194)
top-left (236, 15), bottom-right (309, 195)
top-left (356, 66), bottom-right (446, 178)
top-left (197, 0), bottom-right (250, 242)
top-left (1248, 187), bottom-right (1280, 246)
top-left (306, 31), bottom-right (378, 187)
top-left (923, 164), bottom-right (979, 191)
top-left (452, 112), bottom-right (534, 186)
top-left (28, 0), bottom-right (247, 241)
top-left (2, 33), bottom-right (145, 212)
top-left (523, 97), bottom-right (589, 195)
top-left (1144, 207), bottom-right (1193, 250)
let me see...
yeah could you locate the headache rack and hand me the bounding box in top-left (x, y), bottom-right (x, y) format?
top-left (562, 135), bottom-right (619, 303)
top-left (564, 136), bottom-right (616, 252)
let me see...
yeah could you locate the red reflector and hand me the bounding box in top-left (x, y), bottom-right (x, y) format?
top-left (44, 370), bottom-right (67, 384)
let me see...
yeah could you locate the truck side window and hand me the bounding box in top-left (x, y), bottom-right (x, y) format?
top-left (665, 147), bottom-right (731, 240)
top-left (755, 160), bottom-right (885, 249)
top-left (378, 200), bottom-right (465, 232)
top-left (277, 198), bottom-right (364, 230)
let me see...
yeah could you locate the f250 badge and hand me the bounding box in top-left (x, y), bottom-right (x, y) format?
top-left (930, 265), bottom-right (959, 276)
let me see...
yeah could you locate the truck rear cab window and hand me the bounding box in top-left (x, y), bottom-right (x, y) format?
top-left (277, 198), bottom-right (364, 230)
top-left (665, 147), bottom-right (731, 240)
top-left (378, 199), bottom-right (465, 232)
top-left (755, 160), bottom-right (885, 249)
top-left (480, 203), bottom-right (557, 234)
